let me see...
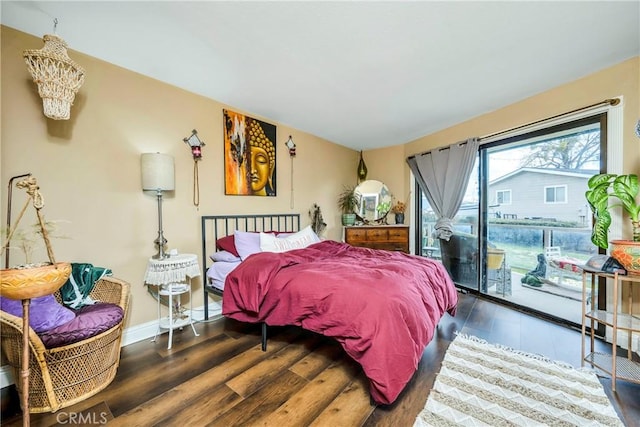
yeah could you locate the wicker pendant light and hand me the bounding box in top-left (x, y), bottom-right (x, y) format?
top-left (23, 31), bottom-right (85, 120)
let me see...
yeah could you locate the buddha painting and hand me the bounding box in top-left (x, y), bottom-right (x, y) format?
top-left (223, 109), bottom-right (277, 196)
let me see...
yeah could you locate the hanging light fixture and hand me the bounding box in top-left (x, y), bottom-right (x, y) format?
top-left (23, 19), bottom-right (85, 120)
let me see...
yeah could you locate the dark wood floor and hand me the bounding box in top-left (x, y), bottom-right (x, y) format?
top-left (3, 292), bottom-right (640, 426)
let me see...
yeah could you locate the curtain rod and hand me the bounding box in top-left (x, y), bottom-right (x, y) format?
top-left (407, 98), bottom-right (620, 161)
top-left (479, 98), bottom-right (620, 141)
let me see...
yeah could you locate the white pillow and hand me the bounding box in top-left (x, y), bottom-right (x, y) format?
top-left (259, 225), bottom-right (320, 253)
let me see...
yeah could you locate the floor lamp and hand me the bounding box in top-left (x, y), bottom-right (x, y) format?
top-left (141, 153), bottom-right (175, 259)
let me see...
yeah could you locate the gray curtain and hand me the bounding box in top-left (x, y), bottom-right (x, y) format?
top-left (407, 138), bottom-right (479, 240)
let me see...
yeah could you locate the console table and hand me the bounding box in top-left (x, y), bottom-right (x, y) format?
top-left (144, 253), bottom-right (200, 349)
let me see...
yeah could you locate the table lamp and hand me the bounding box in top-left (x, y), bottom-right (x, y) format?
top-left (141, 153), bottom-right (175, 259)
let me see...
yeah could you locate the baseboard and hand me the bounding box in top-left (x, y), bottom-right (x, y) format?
top-left (121, 301), bottom-right (222, 346)
top-left (0, 366), bottom-right (13, 391)
top-left (1, 301), bottom-right (222, 389)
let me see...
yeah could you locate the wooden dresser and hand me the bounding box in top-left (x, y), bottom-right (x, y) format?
top-left (344, 225), bottom-right (409, 253)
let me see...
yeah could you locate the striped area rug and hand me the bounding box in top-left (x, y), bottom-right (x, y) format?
top-left (414, 334), bottom-right (623, 427)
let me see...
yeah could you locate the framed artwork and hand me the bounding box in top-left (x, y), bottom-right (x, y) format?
top-left (223, 109), bottom-right (277, 196)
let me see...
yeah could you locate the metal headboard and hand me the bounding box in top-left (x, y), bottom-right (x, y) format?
top-left (200, 213), bottom-right (301, 319)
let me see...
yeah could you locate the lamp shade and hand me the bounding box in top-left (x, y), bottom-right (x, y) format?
top-left (141, 153), bottom-right (175, 191)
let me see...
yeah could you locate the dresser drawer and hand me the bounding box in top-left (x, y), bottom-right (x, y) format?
top-left (365, 228), bottom-right (389, 241)
top-left (387, 228), bottom-right (408, 242)
top-left (345, 227), bottom-right (367, 242)
top-left (344, 226), bottom-right (409, 253)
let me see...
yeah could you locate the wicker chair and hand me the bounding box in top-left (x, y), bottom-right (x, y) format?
top-left (0, 276), bottom-right (130, 413)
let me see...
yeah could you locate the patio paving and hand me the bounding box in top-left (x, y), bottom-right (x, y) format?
top-left (486, 271), bottom-right (584, 325)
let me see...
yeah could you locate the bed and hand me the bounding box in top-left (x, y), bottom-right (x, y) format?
top-left (201, 213), bottom-right (301, 319)
top-left (201, 213), bottom-right (458, 405)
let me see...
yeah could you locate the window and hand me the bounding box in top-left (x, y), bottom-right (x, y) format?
top-left (545, 185), bottom-right (567, 204)
top-left (496, 190), bottom-right (511, 205)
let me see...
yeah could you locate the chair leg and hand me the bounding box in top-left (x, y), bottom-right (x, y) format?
top-left (261, 323), bottom-right (267, 351)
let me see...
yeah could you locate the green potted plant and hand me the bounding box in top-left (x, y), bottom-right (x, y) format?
top-left (585, 173), bottom-right (640, 274)
top-left (337, 185), bottom-right (358, 226)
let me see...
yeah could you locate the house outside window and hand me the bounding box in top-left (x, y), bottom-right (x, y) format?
top-left (544, 185), bottom-right (567, 204)
top-left (496, 189), bottom-right (511, 205)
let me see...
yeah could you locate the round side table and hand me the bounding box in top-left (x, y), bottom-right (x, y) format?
top-left (143, 253), bottom-right (200, 349)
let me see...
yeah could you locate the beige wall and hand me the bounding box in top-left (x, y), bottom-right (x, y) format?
top-left (1, 26), bottom-right (358, 327)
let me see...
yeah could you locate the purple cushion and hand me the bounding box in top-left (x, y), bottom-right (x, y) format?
top-left (0, 294), bottom-right (75, 333)
top-left (39, 303), bottom-right (124, 349)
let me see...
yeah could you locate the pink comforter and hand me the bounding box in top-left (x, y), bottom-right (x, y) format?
top-left (222, 240), bottom-right (457, 404)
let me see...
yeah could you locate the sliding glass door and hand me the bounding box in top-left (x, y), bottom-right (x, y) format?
top-left (417, 113), bottom-right (606, 326)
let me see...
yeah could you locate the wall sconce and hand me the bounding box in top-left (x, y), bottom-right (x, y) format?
top-left (285, 135), bottom-right (297, 208)
top-left (357, 151), bottom-right (368, 183)
top-left (183, 129), bottom-right (205, 160)
top-left (141, 153), bottom-right (175, 259)
top-left (23, 19), bottom-right (85, 120)
top-left (285, 135), bottom-right (296, 157)
top-left (183, 129), bottom-right (205, 207)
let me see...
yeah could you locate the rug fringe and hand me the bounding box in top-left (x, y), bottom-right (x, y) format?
top-left (453, 331), bottom-right (590, 372)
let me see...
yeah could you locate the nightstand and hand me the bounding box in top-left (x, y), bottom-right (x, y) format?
top-left (144, 253), bottom-right (200, 349)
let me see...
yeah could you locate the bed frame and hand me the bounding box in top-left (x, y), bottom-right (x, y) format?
top-left (200, 213), bottom-right (301, 321)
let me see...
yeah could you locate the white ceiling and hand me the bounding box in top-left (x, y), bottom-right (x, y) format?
top-left (2, 1), bottom-right (639, 150)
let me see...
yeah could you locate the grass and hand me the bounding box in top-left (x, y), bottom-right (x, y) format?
top-left (497, 243), bottom-right (588, 271)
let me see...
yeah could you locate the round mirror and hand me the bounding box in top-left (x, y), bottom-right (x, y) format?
top-left (354, 180), bottom-right (392, 222)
